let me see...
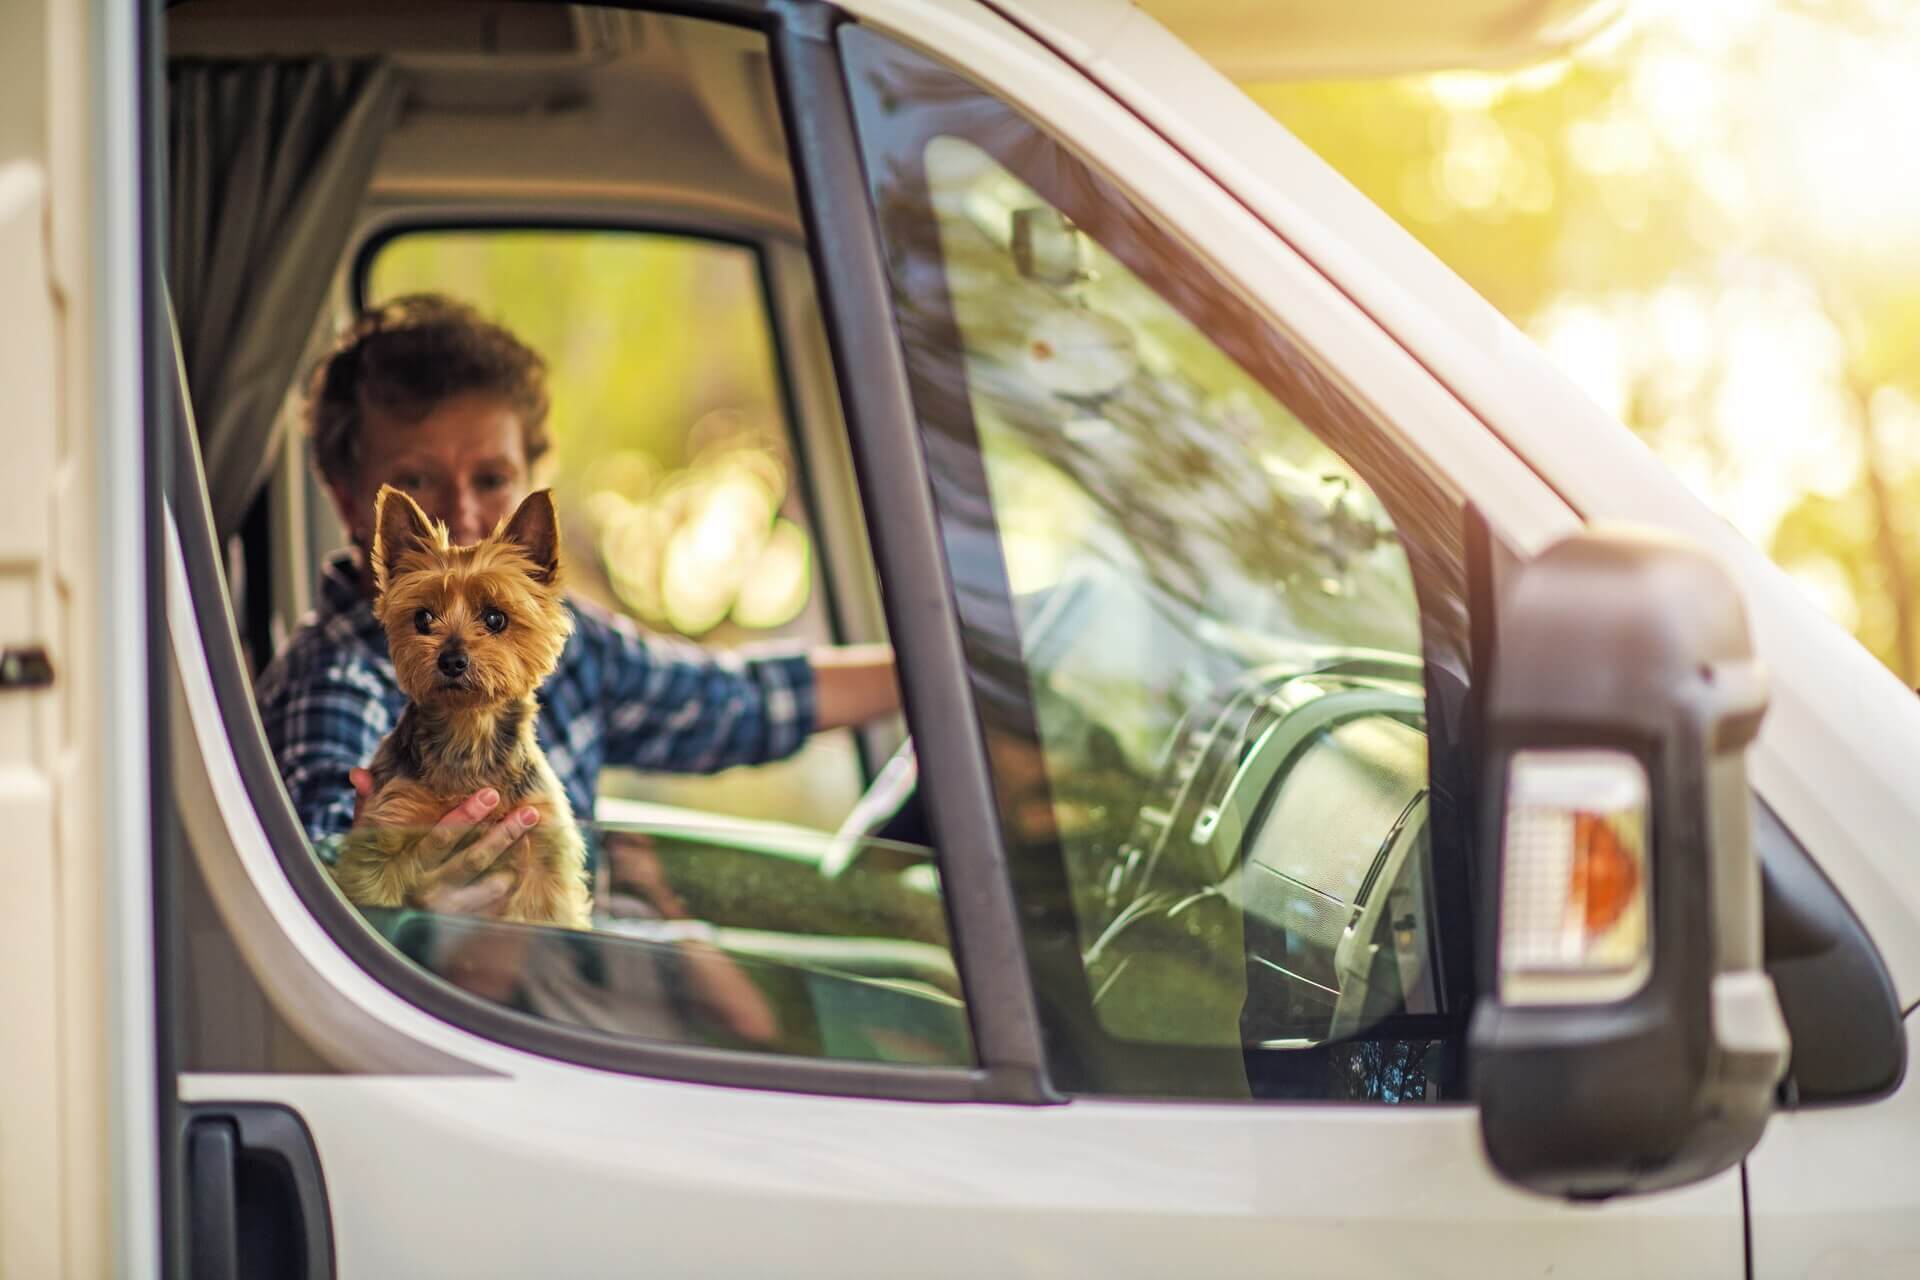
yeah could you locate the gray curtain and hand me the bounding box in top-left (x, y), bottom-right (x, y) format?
top-left (169, 58), bottom-right (400, 540)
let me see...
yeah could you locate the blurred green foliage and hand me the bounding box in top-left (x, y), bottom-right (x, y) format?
top-left (370, 230), bottom-right (812, 639)
top-left (369, 230), bottom-right (864, 830)
top-left (371, 231), bottom-right (774, 464)
top-left (1255, 0), bottom-right (1920, 682)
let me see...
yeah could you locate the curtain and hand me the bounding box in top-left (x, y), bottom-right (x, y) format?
top-left (169, 58), bottom-right (400, 541)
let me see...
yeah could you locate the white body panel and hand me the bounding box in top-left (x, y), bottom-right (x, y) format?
top-left (1746, 1019), bottom-right (1920, 1278)
top-left (0, 0), bottom-right (155, 1274)
top-left (179, 1071), bottom-right (1739, 1279)
top-left (0, 156), bottom-right (72, 1280)
top-left (0, 145), bottom-right (76, 1280)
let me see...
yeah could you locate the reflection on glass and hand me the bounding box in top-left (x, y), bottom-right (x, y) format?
top-left (845, 28), bottom-right (1465, 1102)
top-left (318, 819), bottom-right (971, 1069)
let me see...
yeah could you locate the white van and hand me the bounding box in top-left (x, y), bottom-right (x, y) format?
top-left (6, 0), bottom-right (1917, 1276)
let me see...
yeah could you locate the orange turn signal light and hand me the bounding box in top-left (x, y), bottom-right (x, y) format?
top-left (1499, 749), bottom-right (1652, 1005)
top-left (1571, 812), bottom-right (1642, 934)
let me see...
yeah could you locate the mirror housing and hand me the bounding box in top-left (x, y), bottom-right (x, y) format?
top-left (1470, 526), bottom-right (1789, 1199)
top-left (1010, 207), bottom-right (1089, 286)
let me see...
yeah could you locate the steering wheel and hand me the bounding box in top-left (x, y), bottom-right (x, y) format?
top-left (1088, 659), bottom-right (1429, 1045)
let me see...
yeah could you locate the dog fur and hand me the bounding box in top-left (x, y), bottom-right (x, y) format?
top-left (330, 485), bottom-right (591, 928)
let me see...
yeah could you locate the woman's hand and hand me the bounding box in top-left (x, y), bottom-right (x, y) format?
top-left (348, 768), bottom-right (539, 917)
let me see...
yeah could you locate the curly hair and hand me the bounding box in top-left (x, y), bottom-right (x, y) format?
top-left (307, 294), bottom-right (551, 491)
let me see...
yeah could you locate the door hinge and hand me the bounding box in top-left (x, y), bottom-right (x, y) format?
top-left (0, 646), bottom-right (52, 690)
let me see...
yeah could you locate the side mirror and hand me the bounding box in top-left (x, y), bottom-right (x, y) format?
top-left (1010, 207), bottom-right (1089, 285)
top-left (1470, 526), bottom-right (1789, 1199)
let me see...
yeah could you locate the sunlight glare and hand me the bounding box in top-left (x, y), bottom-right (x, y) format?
top-left (1438, 115), bottom-right (1516, 212)
top-left (1629, 51), bottom-right (1720, 151)
top-left (1625, 0), bottom-right (1770, 56)
top-left (1775, 32), bottom-right (1920, 257)
top-left (1533, 302), bottom-right (1630, 421)
top-left (1711, 298), bottom-right (1862, 539)
top-left (1789, 556), bottom-right (1862, 632)
top-left (1566, 108), bottom-right (1655, 177)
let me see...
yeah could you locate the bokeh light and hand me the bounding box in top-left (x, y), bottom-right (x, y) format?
top-left (1254, 0), bottom-right (1920, 681)
top-left (368, 231), bottom-right (815, 641)
top-left (588, 414), bottom-right (811, 635)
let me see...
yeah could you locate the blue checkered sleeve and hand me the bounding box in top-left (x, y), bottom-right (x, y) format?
top-left (258, 652), bottom-right (397, 845)
top-left (590, 612), bottom-right (817, 773)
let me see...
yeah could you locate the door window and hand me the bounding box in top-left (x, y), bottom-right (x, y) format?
top-left (843, 27), bottom-right (1475, 1101)
top-left (168, 13), bottom-right (976, 1087)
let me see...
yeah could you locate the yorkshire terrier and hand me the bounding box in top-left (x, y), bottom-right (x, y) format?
top-left (330, 485), bottom-right (592, 929)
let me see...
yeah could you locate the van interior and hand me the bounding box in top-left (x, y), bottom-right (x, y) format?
top-left (163, 0), bottom-right (1472, 1101)
top-left (166, 0), bottom-right (948, 1072)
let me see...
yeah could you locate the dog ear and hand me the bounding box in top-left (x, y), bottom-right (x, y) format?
top-left (371, 485), bottom-right (441, 594)
top-left (499, 489), bottom-right (561, 584)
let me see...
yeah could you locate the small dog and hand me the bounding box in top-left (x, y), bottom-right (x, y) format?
top-left (331, 485), bottom-right (592, 929)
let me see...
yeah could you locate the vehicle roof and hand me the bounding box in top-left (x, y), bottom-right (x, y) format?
top-left (167, 0), bottom-right (1626, 82)
top-left (168, 3), bottom-right (802, 229)
top-left (165, 0), bottom-right (1625, 225)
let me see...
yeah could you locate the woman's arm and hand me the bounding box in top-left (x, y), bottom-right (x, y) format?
top-left (809, 643), bottom-right (901, 731)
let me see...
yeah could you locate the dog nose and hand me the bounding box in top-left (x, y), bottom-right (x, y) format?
top-left (438, 647), bottom-right (470, 678)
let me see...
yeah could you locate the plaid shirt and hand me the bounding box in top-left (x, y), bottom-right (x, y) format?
top-left (256, 551), bottom-right (817, 844)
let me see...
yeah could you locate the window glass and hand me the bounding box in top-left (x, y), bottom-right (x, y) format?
top-left (844, 28), bottom-right (1473, 1101)
top-left (310, 238), bottom-right (964, 1068)
top-left (170, 12), bottom-right (966, 1085)
top-left (366, 230), bottom-right (862, 830)
top-left (325, 817), bottom-right (969, 1068)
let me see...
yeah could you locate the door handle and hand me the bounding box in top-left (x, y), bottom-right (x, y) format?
top-left (186, 1120), bottom-right (239, 1280)
top-left (183, 1104), bottom-right (334, 1279)
top-left (0, 645), bottom-right (52, 690)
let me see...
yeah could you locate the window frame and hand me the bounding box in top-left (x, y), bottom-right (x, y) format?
top-left (160, 0), bottom-right (1058, 1104)
top-left (774, 9), bottom-right (1058, 1100)
top-left (837, 23), bottom-right (1482, 1100)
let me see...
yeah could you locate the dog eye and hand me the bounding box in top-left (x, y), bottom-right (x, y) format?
top-left (413, 608), bottom-right (434, 634)
top-left (482, 608), bottom-right (508, 634)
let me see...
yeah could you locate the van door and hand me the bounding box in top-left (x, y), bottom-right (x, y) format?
top-left (3, 0), bottom-right (158, 1273)
top-left (158, 2), bottom-right (1745, 1276)
top-left (819, 12), bottom-right (1745, 1273)
top-left (0, 58), bottom-right (78, 1280)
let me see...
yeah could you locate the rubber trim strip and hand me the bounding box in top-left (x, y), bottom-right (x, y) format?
top-left (770, 0), bottom-right (1057, 1101)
